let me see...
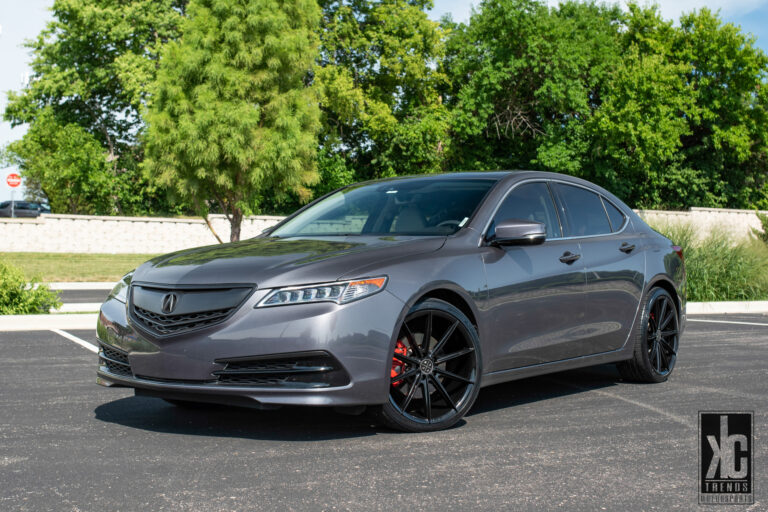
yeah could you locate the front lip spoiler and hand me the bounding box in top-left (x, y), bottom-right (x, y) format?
top-left (96, 369), bottom-right (354, 395)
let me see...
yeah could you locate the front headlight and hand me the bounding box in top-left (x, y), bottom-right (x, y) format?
top-left (256, 277), bottom-right (387, 307)
top-left (108, 271), bottom-right (134, 303)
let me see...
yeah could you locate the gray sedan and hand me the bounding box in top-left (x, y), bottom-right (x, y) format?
top-left (97, 171), bottom-right (685, 432)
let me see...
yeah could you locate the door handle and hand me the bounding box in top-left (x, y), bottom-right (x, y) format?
top-left (619, 242), bottom-right (636, 254)
top-left (559, 251), bottom-right (581, 264)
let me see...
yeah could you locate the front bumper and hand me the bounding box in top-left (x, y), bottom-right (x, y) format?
top-left (96, 287), bottom-right (407, 407)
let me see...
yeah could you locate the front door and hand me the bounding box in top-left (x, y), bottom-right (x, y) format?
top-left (481, 181), bottom-right (588, 372)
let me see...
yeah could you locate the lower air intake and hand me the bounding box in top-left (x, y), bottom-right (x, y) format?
top-left (214, 351), bottom-right (350, 388)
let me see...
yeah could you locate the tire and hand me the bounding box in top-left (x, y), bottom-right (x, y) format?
top-left (618, 287), bottom-right (680, 383)
top-left (376, 298), bottom-right (482, 432)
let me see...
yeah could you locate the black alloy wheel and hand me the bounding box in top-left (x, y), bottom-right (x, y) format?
top-left (646, 291), bottom-right (679, 377)
top-left (619, 287), bottom-right (680, 383)
top-left (378, 298), bottom-right (482, 432)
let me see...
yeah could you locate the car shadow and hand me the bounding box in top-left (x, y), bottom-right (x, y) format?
top-left (93, 364), bottom-right (624, 440)
top-left (94, 396), bottom-right (381, 441)
top-left (470, 363), bottom-right (623, 415)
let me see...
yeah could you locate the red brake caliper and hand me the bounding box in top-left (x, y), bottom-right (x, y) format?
top-left (391, 338), bottom-right (408, 386)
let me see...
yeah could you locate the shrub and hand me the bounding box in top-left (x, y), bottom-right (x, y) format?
top-left (0, 262), bottom-right (61, 314)
top-left (652, 222), bottom-right (768, 302)
top-left (752, 212), bottom-right (768, 244)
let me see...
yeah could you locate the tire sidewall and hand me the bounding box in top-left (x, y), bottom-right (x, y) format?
top-left (639, 287), bottom-right (677, 383)
top-left (381, 298), bottom-right (482, 432)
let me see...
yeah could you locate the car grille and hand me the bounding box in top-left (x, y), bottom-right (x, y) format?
top-left (129, 285), bottom-right (253, 337)
top-left (99, 343), bottom-right (133, 377)
top-left (213, 351), bottom-right (350, 388)
top-left (132, 305), bottom-right (235, 336)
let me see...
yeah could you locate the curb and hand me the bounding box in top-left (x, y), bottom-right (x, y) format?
top-left (48, 282), bottom-right (115, 290)
top-left (53, 303), bottom-right (102, 313)
top-left (687, 301), bottom-right (768, 315)
top-left (0, 313), bottom-right (98, 331)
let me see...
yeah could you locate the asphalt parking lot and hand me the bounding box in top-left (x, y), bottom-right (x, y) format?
top-left (1, 316), bottom-right (765, 511)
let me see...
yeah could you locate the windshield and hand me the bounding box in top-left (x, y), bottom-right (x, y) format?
top-left (270, 177), bottom-right (498, 237)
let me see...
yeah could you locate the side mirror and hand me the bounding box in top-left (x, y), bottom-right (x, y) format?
top-left (488, 219), bottom-right (546, 246)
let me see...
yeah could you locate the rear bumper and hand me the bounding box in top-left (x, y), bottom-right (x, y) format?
top-left (96, 286), bottom-right (407, 407)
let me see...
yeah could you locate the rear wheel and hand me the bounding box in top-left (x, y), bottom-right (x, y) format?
top-left (618, 287), bottom-right (680, 383)
top-left (377, 299), bottom-right (482, 432)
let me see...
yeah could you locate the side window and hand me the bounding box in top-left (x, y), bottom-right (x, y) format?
top-left (491, 182), bottom-right (562, 239)
top-left (553, 183), bottom-right (611, 237)
top-left (602, 197), bottom-right (626, 232)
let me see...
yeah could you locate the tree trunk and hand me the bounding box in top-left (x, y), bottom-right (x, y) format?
top-left (229, 208), bottom-right (243, 242)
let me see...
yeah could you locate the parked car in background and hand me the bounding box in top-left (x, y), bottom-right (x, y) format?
top-left (0, 201), bottom-right (42, 218)
top-left (31, 202), bottom-right (52, 214)
top-left (96, 171), bottom-right (686, 432)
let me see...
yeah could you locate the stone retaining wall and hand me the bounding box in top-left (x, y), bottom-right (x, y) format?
top-left (0, 214), bottom-right (282, 254)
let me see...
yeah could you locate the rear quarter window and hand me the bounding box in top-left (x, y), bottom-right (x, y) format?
top-left (602, 197), bottom-right (627, 232)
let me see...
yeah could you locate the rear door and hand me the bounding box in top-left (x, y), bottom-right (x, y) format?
top-left (551, 183), bottom-right (645, 355)
top-left (481, 181), bottom-right (589, 371)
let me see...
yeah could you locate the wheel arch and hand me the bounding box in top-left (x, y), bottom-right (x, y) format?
top-left (405, 282), bottom-right (480, 334)
top-left (646, 275), bottom-right (681, 317)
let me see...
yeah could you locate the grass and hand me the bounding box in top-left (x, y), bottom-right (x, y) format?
top-left (651, 223), bottom-right (768, 302)
top-left (0, 252), bottom-right (159, 282)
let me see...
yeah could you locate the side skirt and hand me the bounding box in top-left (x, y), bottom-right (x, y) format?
top-left (480, 344), bottom-right (634, 388)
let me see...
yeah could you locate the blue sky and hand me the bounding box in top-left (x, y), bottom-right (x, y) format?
top-left (2, 0), bottom-right (768, 201)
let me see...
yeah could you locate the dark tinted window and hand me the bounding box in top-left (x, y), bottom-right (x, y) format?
top-left (602, 198), bottom-right (626, 232)
top-left (15, 202), bottom-right (30, 210)
top-left (491, 182), bottom-right (562, 239)
top-left (271, 178), bottom-right (497, 237)
top-left (0, 202), bottom-right (8, 209)
top-left (554, 183), bottom-right (611, 237)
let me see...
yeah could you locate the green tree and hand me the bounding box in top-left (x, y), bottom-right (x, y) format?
top-left (577, 50), bottom-right (696, 208)
top-left (316, 0), bottom-right (449, 180)
top-left (3, 0), bottom-right (188, 215)
top-left (445, 0), bottom-right (623, 171)
top-left (672, 8), bottom-right (768, 209)
top-left (2, 109), bottom-right (115, 214)
top-left (144, 0), bottom-right (322, 241)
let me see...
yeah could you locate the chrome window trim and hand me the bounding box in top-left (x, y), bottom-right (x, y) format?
top-left (478, 178), bottom-right (630, 246)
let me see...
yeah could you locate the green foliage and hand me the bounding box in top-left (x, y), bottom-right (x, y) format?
top-left (653, 222), bottom-right (768, 301)
top-left (144, 0), bottom-right (322, 240)
top-left (445, 0), bottom-right (768, 210)
top-left (5, 0), bottom-right (768, 215)
top-left (4, 109), bottom-right (118, 214)
top-left (753, 212), bottom-right (768, 244)
top-left (0, 262), bottom-right (61, 315)
top-left (446, 0), bottom-right (624, 171)
top-left (316, 0), bottom-right (449, 180)
top-left (3, 0), bottom-right (188, 215)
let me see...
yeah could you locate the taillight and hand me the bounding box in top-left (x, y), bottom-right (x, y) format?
top-left (672, 245), bottom-right (684, 262)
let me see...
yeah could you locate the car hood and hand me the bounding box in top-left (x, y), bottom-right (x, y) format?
top-left (133, 235), bottom-right (446, 288)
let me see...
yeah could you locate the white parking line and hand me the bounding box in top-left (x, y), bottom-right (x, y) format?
top-left (688, 319), bottom-right (768, 327)
top-left (51, 329), bottom-right (98, 353)
top-left (553, 379), bottom-right (690, 427)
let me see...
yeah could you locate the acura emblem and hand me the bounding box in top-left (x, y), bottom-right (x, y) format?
top-left (161, 293), bottom-right (178, 314)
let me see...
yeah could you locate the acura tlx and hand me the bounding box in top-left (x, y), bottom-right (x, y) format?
top-left (97, 171), bottom-right (685, 432)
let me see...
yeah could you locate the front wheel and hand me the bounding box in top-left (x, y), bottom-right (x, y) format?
top-left (377, 299), bottom-right (482, 432)
top-left (618, 287), bottom-right (680, 383)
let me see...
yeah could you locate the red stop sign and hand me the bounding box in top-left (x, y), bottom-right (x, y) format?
top-left (6, 173), bottom-right (21, 188)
